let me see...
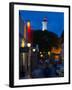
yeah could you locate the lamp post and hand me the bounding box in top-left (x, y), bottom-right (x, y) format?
top-left (27, 21), bottom-right (32, 78)
top-left (20, 39), bottom-right (26, 78)
top-left (27, 43), bottom-right (31, 78)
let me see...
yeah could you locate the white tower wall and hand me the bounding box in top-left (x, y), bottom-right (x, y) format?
top-left (42, 21), bottom-right (47, 31)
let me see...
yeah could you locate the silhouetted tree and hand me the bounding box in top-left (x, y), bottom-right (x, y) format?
top-left (32, 30), bottom-right (59, 51)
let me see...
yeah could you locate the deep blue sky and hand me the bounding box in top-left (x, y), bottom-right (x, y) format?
top-left (19, 10), bottom-right (64, 37)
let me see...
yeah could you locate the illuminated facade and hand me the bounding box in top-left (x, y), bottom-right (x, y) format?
top-left (42, 17), bottom-right (47, 31)
top-left (51, 47), bottom-right (62, 60)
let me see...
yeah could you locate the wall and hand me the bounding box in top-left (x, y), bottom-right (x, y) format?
top-left (0, 0), bottom-right (72, 90)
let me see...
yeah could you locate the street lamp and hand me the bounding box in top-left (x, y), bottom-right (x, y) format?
top-left (40, 52), bottom-right (42, 54)
top-left (32, 48), bottom-right (36, 52)
top-left (48, 51), bottom-right (50, 56)
top-left (27, 43), bottom-right (31, 48)
top-left (40, 54), bottom-right (43, 57)
top-left (27, 43), bottom-right (31, 78)
top-left (27, 21), bottom-right (30, 27)
top-left (20, 39), bottom-right (25, 78)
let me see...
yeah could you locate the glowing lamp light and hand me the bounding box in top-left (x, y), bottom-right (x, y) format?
top-left (40, 52), bottom-right (42, 54)
top-left (27, 21), bottom-right (30, 33)
top-left (27, 21), bottom-right (30, 27)
top-left (48, 51), bottom-right (50, 55)
top-left (40, 54), bottom-right (43, 57)
top-left (32, 48), bottom-right (36, 52)
top-left (54, 55), bottom-right (59, 60)
top-left (21, 39), bottom-right (25, 48)
top-left (27, 43), bottom-right (31, 48)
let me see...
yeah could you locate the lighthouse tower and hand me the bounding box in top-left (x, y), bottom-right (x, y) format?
top-left (42, 17), bottom-right (47, 31)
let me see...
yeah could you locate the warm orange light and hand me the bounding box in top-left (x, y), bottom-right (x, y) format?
top-left (54, 55), bottom-right (59, 60)
top-left (51, 47), bottom-right (62, 54)
top-left (27, 21), bottom-right (30, 32)
top-left (40, 52), bottom-right (42, 54)
top-left (27, 21), bottom-right (32, 43)
top-left (27, 21), bottom-right (30, 27)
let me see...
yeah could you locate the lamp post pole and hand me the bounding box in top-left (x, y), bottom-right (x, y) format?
top-left (27, 43), bottom-right (31, 78)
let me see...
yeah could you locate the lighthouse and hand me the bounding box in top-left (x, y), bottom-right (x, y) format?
top-left (42, 17), bottom-right (47, 31)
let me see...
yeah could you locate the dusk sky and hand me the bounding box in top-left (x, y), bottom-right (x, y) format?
top-left (19, 10), bottom-right (64, 37)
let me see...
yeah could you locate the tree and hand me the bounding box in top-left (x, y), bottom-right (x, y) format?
top-left (32, 30), bottom-right (60, 51)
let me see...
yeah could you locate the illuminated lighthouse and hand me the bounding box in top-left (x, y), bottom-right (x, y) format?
top-left (42, 17), bottom-right (47, 31)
